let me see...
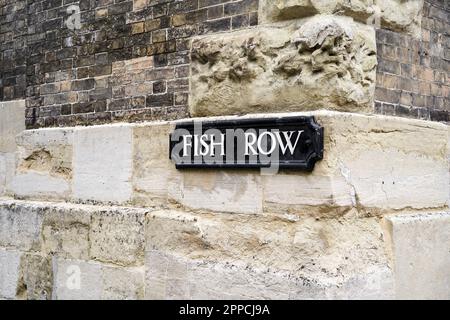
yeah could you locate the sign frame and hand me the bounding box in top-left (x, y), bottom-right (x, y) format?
top-left (169, 116), bottom-right (324, 171)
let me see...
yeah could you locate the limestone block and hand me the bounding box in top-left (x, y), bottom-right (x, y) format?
top-left (163, 111), bottom-right (448, 213)
top-left (329, 265), bottom-right (394, 299)
top-left (145, 250), bottom-right (189, 299)
top-left (0, 155), bottom-right (5, 196)
top-left (0, 249), bottom-right (21, 299)
top-left (189, 261), bottom-right (393, 299)
top-left (132, 119), bottom-right (263, 216)
top-left (168, 170), bottom-right (263, 214)
top-left (145, 209), bottom-right (393, 298)
top-left (0, 201), bottom-right (44, 251)
top-left (0, 100), bottom-right (25, 153)
top-left (145, 211), bottom-right (205, 257)
top-left (258, 111), bottom-right (449, 212)
top-left (8, 128), bottom-right (74, 200)
top-left (16, 253), bottom-right (53, 300)
top-left (260, 0), bottom-right (424, 35)
top-left (73, 125), bottom-right (133, 204)
top-left (15, 128), bottom-right (73, 178)
top-left (145, 251), bottom-right (394, 300)
top-left (132, 123), bottom-right (175, 207)
top-left (0, 152), bottom-right (15, 196)
top-left (53, 258), bottom-right (144, 300)
top-left (8, 173), bottom-right (71, 200)
top-left (42, 206), bottom-right (91, 260)
top-left (315, 111), bottom-right (449, 211)
top-left (53, 258), bottom-right (102, 300)
top-left (89, 207), bottom-right (146, 266)
top-left (383, 212), bottom-right (450, 299)
top-left (186, 261), bottom-right (294, 300)
top-left (190, 16), bottom-right (376, 117)
top-left (101, 265), bottom-right (144, 300)
top-left (262, 174), bottom-right (354, 211)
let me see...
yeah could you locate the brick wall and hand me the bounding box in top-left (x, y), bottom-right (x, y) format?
top-left (375, 0), bottom-right (450, 121)
top-left (1, 0), bottom-right (449, 128)
top-left (1, 0), bottom-right (258, 128)
top-left (0, 0), bottom-right (27, 101)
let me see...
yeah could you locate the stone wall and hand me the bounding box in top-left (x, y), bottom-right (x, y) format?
top-left (1, 1), bottom-right (450, 300)
top-left (375, 0), bottom-right (450, 121)
top-left (0, 0), bottom-right (27, 101)
top-left (0, 0), bottom-right (448, 128)
top-left (1, 101), bottom-right (450, 299)
top-left (1, 0), bottom-right (259, 128)
top-left (3, 111), bottom-right (449, 212)
top-left (0, 100), bottom-right (25, 196)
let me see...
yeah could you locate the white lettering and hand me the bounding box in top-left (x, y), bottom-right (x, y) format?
top-left (244, 132), bottom-right (258, 155)
top-left (199, 134), bottom-right (210, 156)
top-left (210, 133), bottom-right (225, 156)
top-left (274, 130), bottom-right (303, 155)
top-left (182, 135), bottom-right (192, 157)
top-left (257, 131), bottom-right (277, 155)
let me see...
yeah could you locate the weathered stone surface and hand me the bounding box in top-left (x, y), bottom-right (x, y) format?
top-left (0, 100), bottom-right (25, 197)
top-left (53, 258), bottom-right (144, 300)
top-left (133, 123), bottom-right (263, 214)
top-left (0, 201), bottom-right (44, 251)
top-left (101, 265), bottom-right (145, 300)
top-left (89, 207), bottom-right (146, 267)
top-left (0, 100), bottom-right (25, 153)
top-left (6, 198), bottom-right (450, 299)
top-left (53, 258), bottom-right (103, 300)
top-left (73, 125), bottom-right (133, 204)
top-left (9, 173), bottom-right (71, 200)
top-left (132, 123), bottom-right (175, 207)
top-left (145, 209), bottom-right (394, 299)
top-left (0, 152), bottom-right (15, 196)
top-left (383, 212), bottom-right (450, 299)
top-left (313, 111), bottom-right (449, 211)
top-left (16, 253), bottom-right (53, 300)
top-left (169, 171), bottom-right (264, 214)
top-left (190, 16), bottom-right (376, 117)
top-left (260, 0), bottom-right (424, 35)
top-left (148, 111), bottom-right (448, 213)
top-left (3, 110), bottom-right (447, 214)
top-left (145, 251), bottom-right (394, 299)
top-left (0, 249), bottom-right (21, 299)
top-left (262, 174), bottom-right (354, 210)
top-left (254, 111), bottom-right (449, 213)
top-left (15, 129), bottom-right (73, 179)
top-left (42, 206), bottom-right (90, 260)
top-left (8, 128), bottom-right (74, 200)
top-left (145, 250), bottom-right (189, 299)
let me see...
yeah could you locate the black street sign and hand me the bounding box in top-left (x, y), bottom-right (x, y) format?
top-left (170, 116), bottom-right (324, 171)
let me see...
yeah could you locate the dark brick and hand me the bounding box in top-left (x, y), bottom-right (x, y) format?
top-left (168, 0), bottom-right (198, 15)
top-left (71, 79), bottom-right (96, 91)
top-left (224, 0), bottom-right (258, 16)
top-left (146, 93), bottom-right (174, 107)
top-left (430, 109), bottom-right (449, 122)
top-left (130, 96), bottom-right (146, 109)
top-left (375, 87), bottom-right (400, 104)
top-left (199, 17), bottom-right (230, 34)
top-left (89, 64), bottom-right (112, 77)
top-left (153, 81), bottom-right (167, 93)
top-left (108, 1), bottom-right (133, 16)
top-left (377, 58), bottom-right (400, 74)
top-left (61, 104), bottom-right (72, 115)
top-left (232, 14), bottom-right (250, 30)
top-left (154, 54), bottom-right (168, 67)
top-left (108, 98), bottom-right (131, 111)
top-left (208, 6), bottom-right (224, 20)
